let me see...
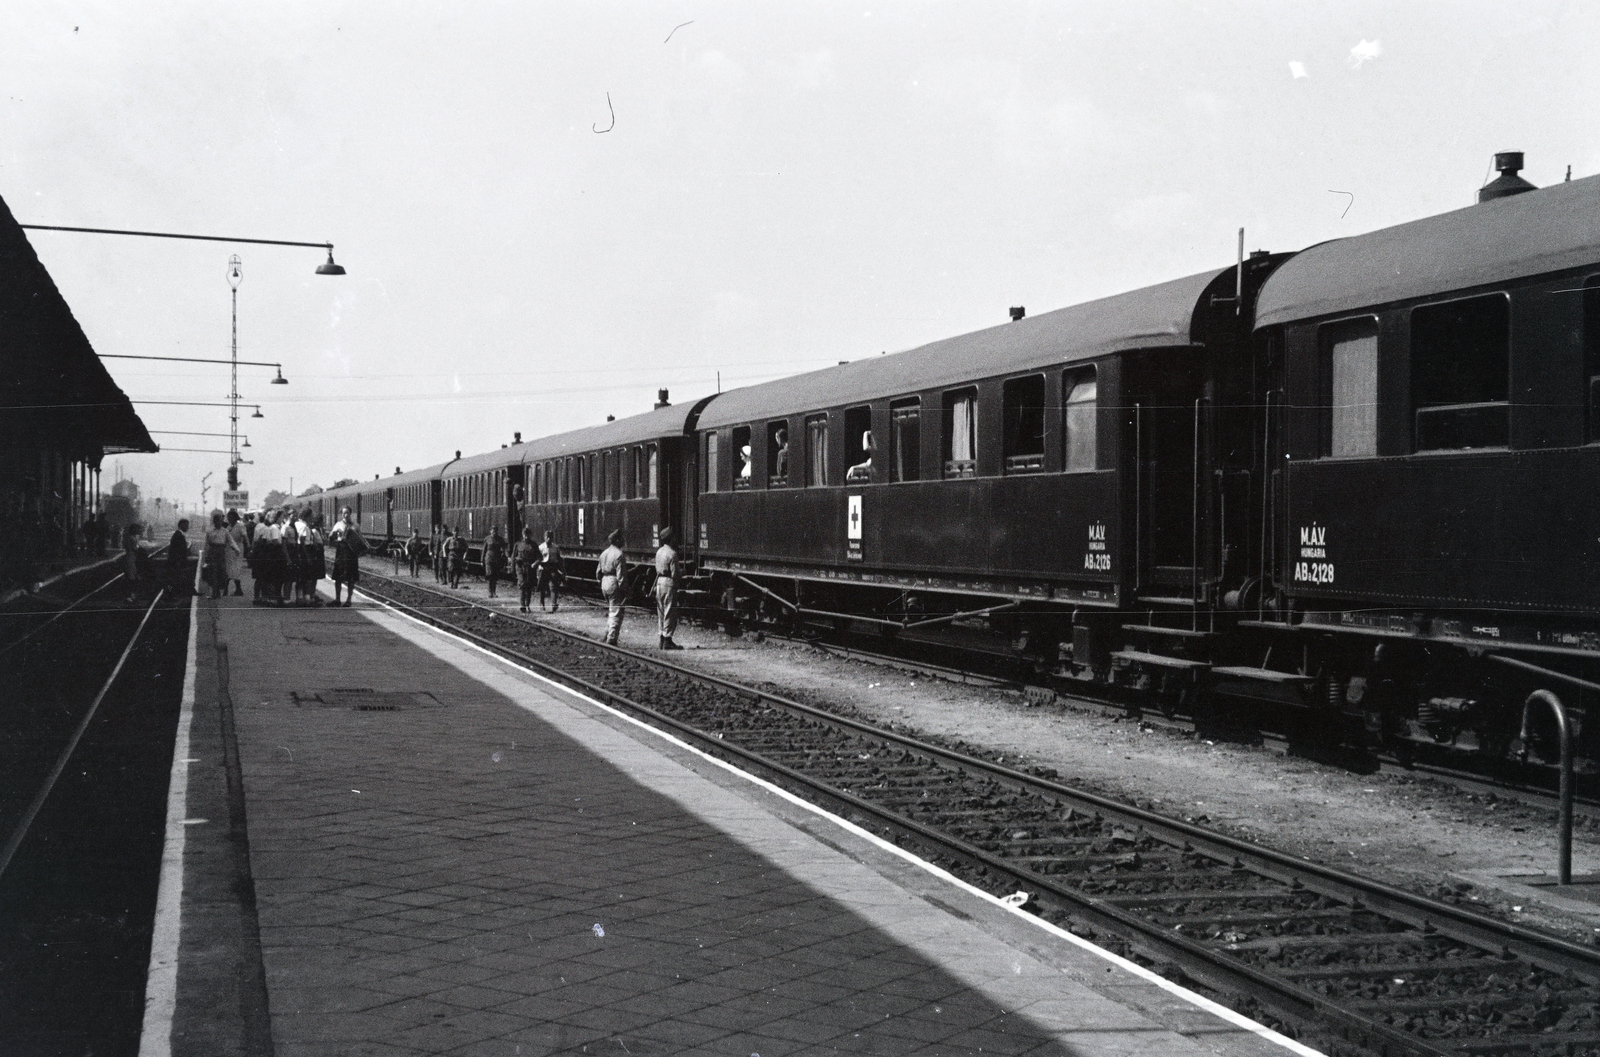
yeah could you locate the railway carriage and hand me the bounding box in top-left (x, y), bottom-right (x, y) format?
top-left (519, 394), bottom-right (715, 593)
top-left (1246, 166), bottom-right (1600, 758)
top-left (694, 257), bottom-right (1287, 667)
top-left (386, 462), bottom-right (446, 544)
top-left (437, 443), bottom-right (527, 567)
top-left (353, 478), bottom-right (391, 544)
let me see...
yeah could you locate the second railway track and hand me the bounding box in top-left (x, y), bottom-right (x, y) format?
top-left (353, 570), bottom-right (1600, 1057)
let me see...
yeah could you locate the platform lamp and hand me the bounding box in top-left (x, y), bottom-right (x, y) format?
top-left (20, 221), bottom-right (344, 501)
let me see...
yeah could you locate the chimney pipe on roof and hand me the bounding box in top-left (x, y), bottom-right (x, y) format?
top-left (606, 414), bottom-right (615, 422)
top-left (514, 432), bottom-right (522, 444)
top-left (1010, 306), bottom-right (1026, 321)
top-left (395, 467), bottom-right (401, 475)
top-left (654, 389), bottom-right (670, 409)
top-left (1479, 151), bottom-right (1537, 202)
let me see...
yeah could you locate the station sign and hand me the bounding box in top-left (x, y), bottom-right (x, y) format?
top-left (223, 490), bottom-right (249, 511)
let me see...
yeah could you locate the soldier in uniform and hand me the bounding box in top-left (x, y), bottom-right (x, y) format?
top-left (654, 527), bottom-right (681, 649)
top-left (596, 529), bottom-right (626, 645)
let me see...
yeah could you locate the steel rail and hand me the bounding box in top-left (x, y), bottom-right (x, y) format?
top-left (0, 569), bottom-right (126, 657)
top-left (356, 572), bottom-right (1600, 1055)
top-left (0, 544), bottom-right (174, 656)
top-left (0, 589), bottom-right (166, 882)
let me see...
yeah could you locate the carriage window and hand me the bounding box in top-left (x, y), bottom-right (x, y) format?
top-left (889, 399), bottom-right (919, 482)
top-left (732, 426), bottom-right (753, 489)
top-left (1320, 319), bottom-right (1377, 458)
top-left (767, 422), bottom-right (789, 487)
top-left (602, 452), bottom-right (613, 499)
top-left (844, 406), bottom-right (873, 483)
top-left (1002, 375), bottom-right (1046, 474)
top-left (805, 414), bottom-right (829, 486)
top-left (1064, 367), bottom-right (1098, 471)
top-left (1411, 294), bottom-right (1509, 451)
top-left (647, 445), bottom-right (659, 498)
top-left (611, 450), bottom-right (621, 498)
top-left (622, 448), bottom-right (634, 499)
top-left (1585, 276), bottom-right (1600, 442)
top-left (703, 432), bottom-right (720, 493)
top-left (943, 387), bottom-right (977, 478)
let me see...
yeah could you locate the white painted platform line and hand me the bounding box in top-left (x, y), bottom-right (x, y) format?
top-left (357, 594), bottom-right (1329, 1057)
top-left (138, 591), bottom-right (199, 1057)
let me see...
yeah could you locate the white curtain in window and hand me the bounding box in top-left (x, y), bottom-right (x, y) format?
top-left (807, 417), bottom-right (828, 486)
top-left (1331, 331), bottom-right (1378, 458)
top-left (949, 394), bottom-right (975, 462)
top-left (1064, 376), bottom-right (1097, 471)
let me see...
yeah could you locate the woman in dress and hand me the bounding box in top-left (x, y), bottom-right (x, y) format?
top-left (279, 507), bottom-right (305, 605)
top-left (224, 508), bottom-right (248, 596)
top-left (296, 508), bottom-right (326, 605)
top-left (200, 511), bottom-right (228, 599)
top-left (252, 509), bottom-right (283, 606)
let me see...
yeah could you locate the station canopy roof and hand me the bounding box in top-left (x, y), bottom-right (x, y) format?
top-left (0, 193), bottom-right (157, 460)
top-left (697, 267), bottom-right (1227, 430)
top-left (1256, 172), bottom-right (1600, 328)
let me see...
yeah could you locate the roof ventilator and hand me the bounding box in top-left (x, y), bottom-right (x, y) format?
top-left (1010, 306), bottom-right (1026, 321)
top-left (1479, 151), bottom-right (1537, 203)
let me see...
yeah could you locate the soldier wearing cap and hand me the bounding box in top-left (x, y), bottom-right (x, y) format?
top-left (654, 527), bottom-right (681, 649)
top-left (596, 529), bottom-right (627, 646)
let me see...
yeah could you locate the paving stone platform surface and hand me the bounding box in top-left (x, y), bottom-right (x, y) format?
top-left (162, 590), bottom-right (1303, 1057)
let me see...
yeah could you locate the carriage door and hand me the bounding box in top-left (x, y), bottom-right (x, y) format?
top-left (507, 464), bottom-right (525, 540)
top-left (1130, 353), bottom-right (1206, 598)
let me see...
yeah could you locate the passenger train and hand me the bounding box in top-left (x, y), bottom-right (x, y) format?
top-left (311, 154), bottom-right (1599, 765)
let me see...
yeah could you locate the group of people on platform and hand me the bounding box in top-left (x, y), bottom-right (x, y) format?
top-left (156, 505), bottom-right (368, 607)
top-left (152, 507), bottom-right (682, 647)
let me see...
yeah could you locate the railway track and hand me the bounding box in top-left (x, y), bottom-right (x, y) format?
top-left (355, 570), bottom-right (1600, 1057)
top-left (0, 561), bottom-right (191, 1056)
top-left (789, 635), bottom-right (1600, 822)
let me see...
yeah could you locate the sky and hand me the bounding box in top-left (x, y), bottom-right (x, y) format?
top-left (4, 1), bottom-right (1597, 512)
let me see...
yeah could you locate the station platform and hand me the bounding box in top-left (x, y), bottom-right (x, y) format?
top-left (143, 588), bottom-right (1319, 1057)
